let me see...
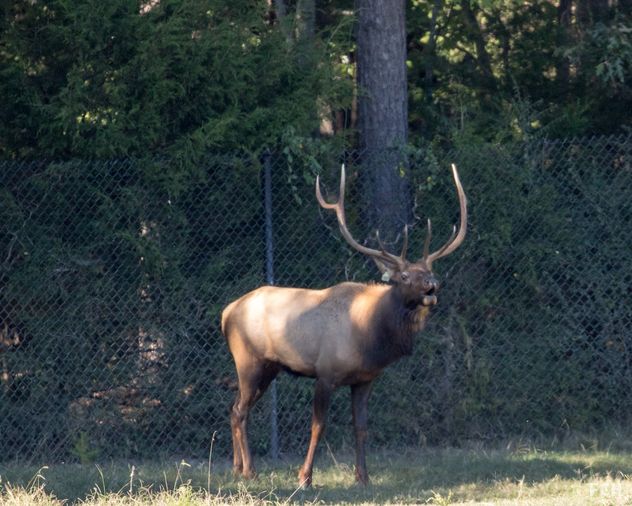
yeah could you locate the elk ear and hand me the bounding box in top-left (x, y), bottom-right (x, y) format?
top-left (373, 258), bottom-right (397, 282)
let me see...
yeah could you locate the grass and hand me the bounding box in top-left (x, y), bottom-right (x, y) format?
top-left (1, 446), bottom-right (632, 505)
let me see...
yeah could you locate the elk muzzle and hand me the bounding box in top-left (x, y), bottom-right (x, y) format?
top-left (422, 294), bottom-right (437, 306)
top-left (421, 276), bottom-right (439, 306)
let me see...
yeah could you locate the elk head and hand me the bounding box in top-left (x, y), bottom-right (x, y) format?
top-left (316, 164), bottom-right (467, 308)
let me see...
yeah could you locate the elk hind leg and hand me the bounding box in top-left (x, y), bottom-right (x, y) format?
top-left (230, 391), bottom-right (244, 474)
top-left (351, 381), bottom-right (373, 485)
top-left (231, 359), bottom-right (280, 478)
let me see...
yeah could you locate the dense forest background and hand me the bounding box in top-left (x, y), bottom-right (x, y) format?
top-left (2, 0), bottom-right (631, 161)
top-left (1, 1), bottom-right (632, 462)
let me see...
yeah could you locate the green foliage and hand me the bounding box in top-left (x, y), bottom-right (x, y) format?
top-left (2, 0), bottom-right (630, 157)
top-left (1, 135), bottom-right (631, 461)
top-left (407, 0), bottom-right (632, 141)
top-left (71, 432), bottom-right (100, 464)
top-left (562, 16), bottom-right (632, 91)
top-left (0, 0), bottom-right (351, 159)
top-left (1, 0), bottom-right (632, 464)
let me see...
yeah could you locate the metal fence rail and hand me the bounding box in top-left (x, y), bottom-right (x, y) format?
top-left (1, 134), bottom-right (631, 463)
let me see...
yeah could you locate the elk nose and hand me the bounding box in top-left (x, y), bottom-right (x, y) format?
top-left (424, 277), bottom-right (439, 293)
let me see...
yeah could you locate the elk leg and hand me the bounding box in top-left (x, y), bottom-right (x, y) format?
top-left (231, 360), bottom-right (279, 479)
top-left (298, 378), bottom-right (333, 488)
top-left (231, 385), bottom-right (256, 478)
top-left (230, 391), bottom-right (244, 474)
top-left (351, 381), bottom-right (373, 485)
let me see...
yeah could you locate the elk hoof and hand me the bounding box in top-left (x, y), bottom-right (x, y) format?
top-left (355, 470), bottom-right (370, 486)
top-left (298, 470), bottom-right (312, 489)
top-left (241, 468), bottom-right (257, 480)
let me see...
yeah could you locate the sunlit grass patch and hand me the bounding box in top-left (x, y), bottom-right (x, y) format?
top-left (1, 447), bottom-right (632, 505)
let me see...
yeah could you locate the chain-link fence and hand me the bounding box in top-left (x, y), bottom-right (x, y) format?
top-left (1, 133), bottom-right (631, 463)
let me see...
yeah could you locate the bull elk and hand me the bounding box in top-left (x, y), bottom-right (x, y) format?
top-left (221, 164), bottom-right (467, 487)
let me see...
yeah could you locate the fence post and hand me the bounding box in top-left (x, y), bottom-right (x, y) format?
top-left (263, 152), bottom-right (279, 460)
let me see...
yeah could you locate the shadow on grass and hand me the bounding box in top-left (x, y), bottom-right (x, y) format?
top-left (3, 448), bottom-right (632, 504)
top-left (216, 448), bottom-right (632, 504)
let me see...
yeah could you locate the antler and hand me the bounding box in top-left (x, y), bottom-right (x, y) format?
top-left (423, 164), bottom-right (468, 269)
top-left (316, 165), bottom-right (408, 269)
top-left (316, 163), bottom-right (466, 272)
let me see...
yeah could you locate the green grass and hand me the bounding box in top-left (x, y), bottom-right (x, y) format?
top-left (1, 447), bottom-right (632, 505)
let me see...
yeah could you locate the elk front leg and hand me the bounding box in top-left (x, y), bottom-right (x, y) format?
top-left (351, 381), bottom-right (373, 485)
top-left (298, 379), bottom-right (333, 488)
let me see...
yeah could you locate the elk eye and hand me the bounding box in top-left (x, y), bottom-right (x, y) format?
top-left (400, 271), bottom-right (410, 283)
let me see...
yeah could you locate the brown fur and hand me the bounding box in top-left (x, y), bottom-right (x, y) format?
top-left (222, 272), bottom-right (439, 487)
top-left (222, 163), bottom-right (466, 488)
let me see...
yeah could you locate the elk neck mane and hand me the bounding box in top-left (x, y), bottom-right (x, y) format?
top-left (368, 283), bottom-right (432, 360)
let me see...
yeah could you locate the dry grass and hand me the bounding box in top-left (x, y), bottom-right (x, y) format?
top-left (2, 447), bottom-right (632, 505)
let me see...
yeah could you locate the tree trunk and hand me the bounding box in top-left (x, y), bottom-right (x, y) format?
top-left (274, 0), bottom-right (287, 20)
top-left (267, 0), bottom-right (291, 41)
top-left (556, 0), bottom-right (572, 95)
top-left (296, 0), bottom-right (316, 43)
top-left (577, 0), bottom-right (610, 25)
top-left (425, 0), bottom-right (442, 102)
top-left (459, 0), bottom-right (496, 92)
top-left (296, 0), bottom-right (316, 67)
top-left (356, 0), bottom-right (411, 244)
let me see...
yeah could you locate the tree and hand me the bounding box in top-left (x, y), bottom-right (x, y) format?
top-left (0, 0), bottom-right (348, 159)
top-left (356, 0), bottom-right (411, 244)
top-left (405, 0), bottom-right (632, 141)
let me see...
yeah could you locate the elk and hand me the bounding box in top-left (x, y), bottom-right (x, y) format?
top-left (221, 164), bottom-right (467, 487)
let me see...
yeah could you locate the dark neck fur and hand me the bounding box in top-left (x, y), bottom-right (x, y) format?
top-left (368, 287), bottom-right (431, 367)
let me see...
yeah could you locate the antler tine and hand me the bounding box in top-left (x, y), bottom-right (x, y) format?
top-left (315, 165), bottom-right (344, 211)
top-left (422, 218), bottom-right (432, 262)
top-left (316, 165), bottom-right (405, 266)
top-left (375, 229), bottom-right (388, 253)
top-left (400, 224), bottom-right (409, 260)
top-left (376, 225), bottom-right (410, 266)
top-left (424, 163), bottom-right (468, 269)
top-left (428, 225), bottom-right (457, 260)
